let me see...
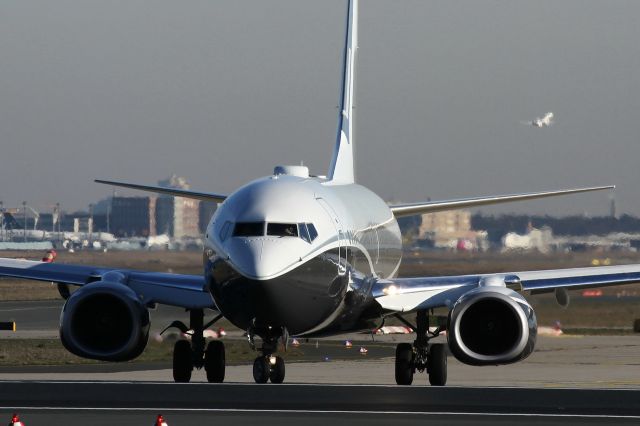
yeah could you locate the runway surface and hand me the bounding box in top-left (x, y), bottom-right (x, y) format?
top-left (1, 382), bottom-right (639, 425)
top-left (2, 300), bottom-right (640, 424)
top-left (2, 334), bottom-right (639, 388)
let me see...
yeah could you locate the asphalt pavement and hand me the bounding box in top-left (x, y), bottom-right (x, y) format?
top-left (1, 382), bottom-right (639, 425)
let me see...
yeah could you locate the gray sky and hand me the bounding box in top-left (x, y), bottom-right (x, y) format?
top-left (1, 0), bottom-right (639, 216)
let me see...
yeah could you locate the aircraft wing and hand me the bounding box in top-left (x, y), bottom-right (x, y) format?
top-left (95, 179), bottom-right (227, 203)
top-left (389, 185), bottom-right (614, 218)
top-left (0, 258), bottom-right (213, 310)
top-left (373, 264), bottom-right (640, 313)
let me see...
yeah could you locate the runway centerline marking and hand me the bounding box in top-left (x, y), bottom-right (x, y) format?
top-left (0, 306), bottom-right (59, 312)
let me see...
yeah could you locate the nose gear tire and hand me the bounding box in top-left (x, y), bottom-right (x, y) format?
top-left (253, 356), bottom-right (270, 383)
top-left (269, 356), bottom-right (286, 383)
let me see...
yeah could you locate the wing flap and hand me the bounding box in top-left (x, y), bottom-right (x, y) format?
top-left (518, 265), bottom-right (640, 293)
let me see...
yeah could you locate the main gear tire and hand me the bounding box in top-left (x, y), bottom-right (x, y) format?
top-left (395, 343), bottom-right (414, 385)
top-left (173, 340), bottom-right (193, 383)
top-left (427, 343), bottom-right (447, 386)
top-left (204, 340), bottom-right (226, 383)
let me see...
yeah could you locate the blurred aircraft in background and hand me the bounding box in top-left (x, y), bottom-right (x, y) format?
top-left (522, 111), bottom-right (554, 128)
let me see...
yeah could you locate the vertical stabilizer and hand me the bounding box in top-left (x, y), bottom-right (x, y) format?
top-left (328, 0), bottom-right (358, 184)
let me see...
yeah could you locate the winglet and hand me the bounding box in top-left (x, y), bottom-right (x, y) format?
top-left (328, 0), bottom-right (358, 184)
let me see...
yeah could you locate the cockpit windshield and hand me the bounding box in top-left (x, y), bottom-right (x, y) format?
top-left (233, 222), bottom-right (265, 237)
top-left (267, 223), bottom-right (298, 237)
top-left (229, 221), bottom-right (317, 241)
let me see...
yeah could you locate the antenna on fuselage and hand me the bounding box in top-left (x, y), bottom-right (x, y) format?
top-left (328, 0), bottom-right (358, 184)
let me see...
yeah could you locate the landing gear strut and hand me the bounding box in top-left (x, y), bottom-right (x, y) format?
top-left (394, 310), bottom-right (447, 386)
top-left (164, 309), bottom-right (225, 383)
top-left (249, 325), bottom-right (286, 384)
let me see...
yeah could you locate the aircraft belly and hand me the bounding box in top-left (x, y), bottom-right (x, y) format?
top-left (206, 253), bottom-right (348, 335)
top-left (205, 245), bottom-right (390, 336)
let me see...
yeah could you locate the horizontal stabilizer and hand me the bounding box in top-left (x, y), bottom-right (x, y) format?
top-left (95, 179), bottom-right (227, 203)
top-left (389, 185), bottom-right (614, 218)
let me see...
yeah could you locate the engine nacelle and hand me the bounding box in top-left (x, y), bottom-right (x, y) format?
top-left (60, 281), bottom-right (150, 362)
top-left (447, 287), bottom-right (537, 366)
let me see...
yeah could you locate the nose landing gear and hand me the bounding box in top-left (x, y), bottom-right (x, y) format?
top-left (394, 310), bottom-right (447, 386)
top-left (248, 324), bottom-right (287, 384)
top-left (253, 354), bottom-right (285, 384)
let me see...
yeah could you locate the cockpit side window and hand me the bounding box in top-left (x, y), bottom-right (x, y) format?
top-left (306, 223), bottom-right (318, 241)
top-left (233, 222), bottom-right (265, 237)
top-left (299, 223), bottom-right (311, 242)
top-left (219, 221), bottom-right (232, 241)
top-left (267, 223), bottom-right (298, 237)
top-left (299, 223), bottom-right (318, 243)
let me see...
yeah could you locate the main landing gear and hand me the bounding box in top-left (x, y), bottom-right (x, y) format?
top-left (394, 310), bottom-right (447, 386)
top-left (248, 325), bottom-right (286, 384)
top-left (163, 309), bottom-right (226, 383)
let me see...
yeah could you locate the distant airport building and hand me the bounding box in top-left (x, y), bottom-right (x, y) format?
top-left (155, 175), bottom-right (201, 239)
top-left (418, 210), bottom-right (487, 250)
top-left (92, 175), bottom-right (204, 239)
top-left (110, 196), bottom-right (156, 237)
top-left (199, 201), bottom-right (218, 234)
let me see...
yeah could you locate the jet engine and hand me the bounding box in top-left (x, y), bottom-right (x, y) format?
top-left (59, 281), bottom-right (150, 362)
top-left (447, 287), bottom-right (536, 366)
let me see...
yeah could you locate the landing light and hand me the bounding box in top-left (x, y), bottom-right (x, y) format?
top-left (383, 285), bottom-right (399, 296)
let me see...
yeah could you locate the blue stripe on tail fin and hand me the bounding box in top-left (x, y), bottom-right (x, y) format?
top-left (328, 0), bottom-right (358, 184)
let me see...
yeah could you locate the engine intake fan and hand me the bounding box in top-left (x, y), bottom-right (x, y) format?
top-left (447, 287), bottom-right (537, 366)
top-left (60, 281), bottom-right (150, 362)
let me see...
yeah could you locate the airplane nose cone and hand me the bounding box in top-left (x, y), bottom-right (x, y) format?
top-left (225, 239), bottom-right (265, 278)
top-left (225, 238), bottom-right (304, 280)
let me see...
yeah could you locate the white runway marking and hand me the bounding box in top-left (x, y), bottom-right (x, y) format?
top-left (0, 407), bottom-right (638, 420)
top-left (0, 306), bottom-right (59, 312)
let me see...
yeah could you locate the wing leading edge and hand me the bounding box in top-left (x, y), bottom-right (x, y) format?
top-left (95, 179), bottom-right (227, 203)
top-left (389, 185), bottom-right (614, 218)
top-left (0, 257), bottom-right (213, 310)
top-left (373, 263), bottom-right (640, 313)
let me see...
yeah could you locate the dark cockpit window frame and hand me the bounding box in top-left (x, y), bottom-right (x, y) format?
top-left (267, 223), bottom-right (298, 237)
top-left (299, 223), bottom-right (311, 242)
top-left (233, 222), bottom-right (265, 237)
top-left (306, 223), bottom-right (318, 241)
top-left (299, 223), bottom-right (318, 243)
top-left (219, 221), bottom-right (232, 241)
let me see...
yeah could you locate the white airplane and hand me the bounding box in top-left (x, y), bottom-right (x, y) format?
top-left (523, 112), bottom-right (554, 128)
top-left (0, 0), bottom-right (637, 386)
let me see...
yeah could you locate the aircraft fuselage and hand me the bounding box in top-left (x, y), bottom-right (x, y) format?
top-left (203, 172), bottom-right (402, 336)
